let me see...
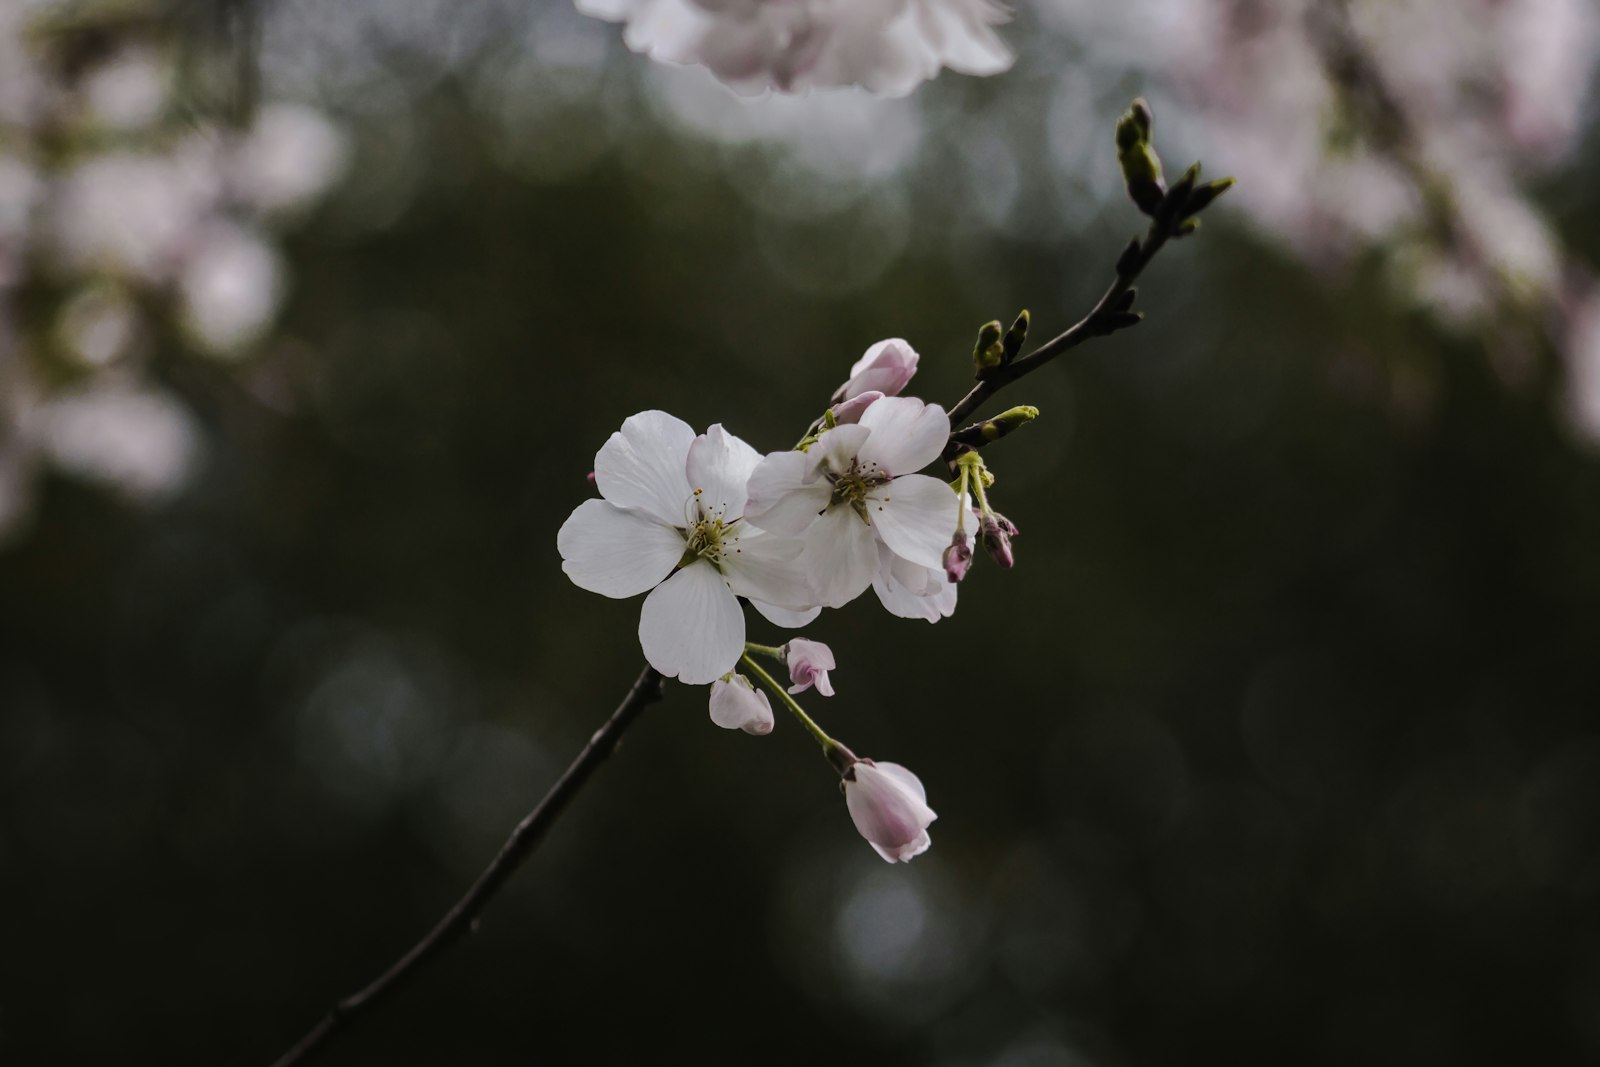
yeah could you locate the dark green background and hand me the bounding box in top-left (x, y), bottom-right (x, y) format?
top-left (4, 5), bottom-right (1600, 1064)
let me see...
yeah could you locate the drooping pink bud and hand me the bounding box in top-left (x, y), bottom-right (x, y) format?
top-left (980, 513), bottom-right (1016, 569)
top-left (843, 758), bottom-right (937, 863)
top-left (831, 339), bottom-right (919, 403)
top-left (708, 674), bottom-right (774, 735)
top-left (829, 390), bottom-right (884, 425)
top-left (942, 530), bottom-right (972, 583)
top-left (783, 637), bottom-right (836, 696)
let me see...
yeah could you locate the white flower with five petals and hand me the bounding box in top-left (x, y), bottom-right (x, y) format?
top-left (743, 396), bottom-right (958, 609)
top-left (558, 411), bottom-right (816, 684)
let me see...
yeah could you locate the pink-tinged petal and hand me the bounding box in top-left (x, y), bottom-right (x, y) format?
top-left (557, 498), bottom-right (683, 598)
top-left (870, 473), bottom-right (958, 571)
top-left (750, 599), bottom-right (822, 628)
top-left (872, 543), bottom-right (957, 622)
top-left (639, 560), bottom-right (744, 685)
top-left (744, 450), bottom-right (831, 536)
top-left (845, 759), bottom-right (937, 863)
top-left (830, 390), bottom-right (883, 425)
top-left (857, 396), bottom-right (948, 474)
top-left (834, 338), bottom-right (919, 401)
top-left (686, 424), bottom-right (762, 522)
top-left (722, 527), bottom-right (817, 610)
top-left (709, 675), bottom-right (774, 735)
top-left (593, 410), bottom-right (696, 525)
top-left (784, 637), bottom-right (836, 696)
top-left (801, 504), bottom-right (880, 609)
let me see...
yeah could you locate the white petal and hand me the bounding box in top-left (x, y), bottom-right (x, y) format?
top-left (857, 396), bottom-right (948, 474)
top-left (593, 410), bottom-right (696, 525)
top-left (687, 424), bottom-right (762, 521)
top-left (722, 527), bottom-right (817, 610)
top-left (872, 543), bottom-right (957, 622)
top-left (812, 422), bottom-right (872, 473)
top-left (744, 450), bottom-right (831, 536)
top-left (801, 504), bottom-right (880, 608)
top-left (638, 560), bottom-right (745, 685)
top-left (557, 498), bottom-right (683, 598)
top-left (870, 761), bottom-right (930, 804)
top-left (869, 473), bottom-right (957, 571)
top-left (751, 599), bottom-right (822, 628)
top-left (709, 676), bottom-right (774, 735)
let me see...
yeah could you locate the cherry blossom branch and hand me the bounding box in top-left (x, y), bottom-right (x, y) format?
top-left (270, 664), bottom-right (665, 1067)
top-left (942, 100), bottom-right (1233, 459)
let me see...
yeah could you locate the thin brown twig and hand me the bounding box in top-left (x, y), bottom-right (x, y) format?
top-left (270, 664), bottom-right (665, 1067)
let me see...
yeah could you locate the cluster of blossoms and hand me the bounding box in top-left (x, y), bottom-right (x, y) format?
top-left (0, 2), bottom-right (347, 545)
top-left (559, 338), bottom-right (1020, 861)
top-left (574, 0), bottom-right (1013, 97)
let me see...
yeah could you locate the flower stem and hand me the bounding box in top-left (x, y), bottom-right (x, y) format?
top-left (741, 653), bottom-right (838, 753)
top-left (743, 642), bottom-right (787, 660)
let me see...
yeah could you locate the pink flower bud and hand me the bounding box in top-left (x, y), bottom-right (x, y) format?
top-left (829, 390), bottom-right (884, 425)
top-left (831, 339), bottom-right (919, 403)
top-left (942, 530), bottom-right (972, 583)
top-left (708, 674), bottom-right (774, 735)
top-left (782, 637), bottom-right (836, 696)
top-left (980, 513), bottom-right (1015, 569)
top-left (843, 758), bottom-right (937, 863)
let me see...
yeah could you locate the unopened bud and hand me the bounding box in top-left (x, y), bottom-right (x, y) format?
top-left (973, 320), bottom-right (1005, 372)
top-left (1002, 310), bottom-right (1030, 361)
top-left (976, 405), bottom-right (1040, 443)
top-left (980, 514), bottom-right (1016, 569)
top-left (1115, 98), bottom-right (1165, 215)
top-left (943, 530), bottom-right (973, 583)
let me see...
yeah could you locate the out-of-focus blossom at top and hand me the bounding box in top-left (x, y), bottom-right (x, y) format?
top-left (0, 1), bottom-right (348, 545)
top-left (575, 0), bottom-right (1012, 97)
top-left (1045, 0), bottom-right (1600, 427)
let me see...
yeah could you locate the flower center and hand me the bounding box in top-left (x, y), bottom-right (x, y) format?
top-left (679, 488), bottom-right (740, 568)
top-left (826, 457), bottom-right (889, 523)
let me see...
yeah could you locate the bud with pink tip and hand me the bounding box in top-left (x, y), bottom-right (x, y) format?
top-left (783, 637), bottom-right (836, 696)
top-left (979, 512), bottom-right (1017, 569)
top-left (843, 758), bottom-right (937, 863)
top-left (830, 390), bottom-right (883, 425)
top-left (708, 674), bottom-right (774, 735)
top-left (943, 530), bottom-right (972, 583)
top-left (831, 339), bottom-right (919, 403)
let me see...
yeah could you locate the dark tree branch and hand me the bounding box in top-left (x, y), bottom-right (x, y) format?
top-left (270, 664), bottom-right (665, 1067)
top-left (941, 213), bottom-right (1175, 464)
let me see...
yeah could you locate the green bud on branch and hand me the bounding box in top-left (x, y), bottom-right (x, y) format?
top-left (1116, 97), bottom-right (1166, 215)
top-left (973, 319), bottom-right (1005, 373)
top-left (1002, 310), bottom-right (1030, 362)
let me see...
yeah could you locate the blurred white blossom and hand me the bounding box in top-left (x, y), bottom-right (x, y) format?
top-left (0, 1), bottom-right (347, 538)
top-left (578, 0), bottom-right (1012, 97)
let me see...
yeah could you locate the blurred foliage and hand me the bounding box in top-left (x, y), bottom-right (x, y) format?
top-left (3, 3), bottom-right (1600, 1066)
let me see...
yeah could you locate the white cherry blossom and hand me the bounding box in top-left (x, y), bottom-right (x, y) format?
top-left (558, 411), bottom-right (815, 684)
top-left (844, 758), bottom-right (937, 862)
top-left (575, 0), bottom-right (1013, 98)
top-left (743, 396), bottom-right (958, 609)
